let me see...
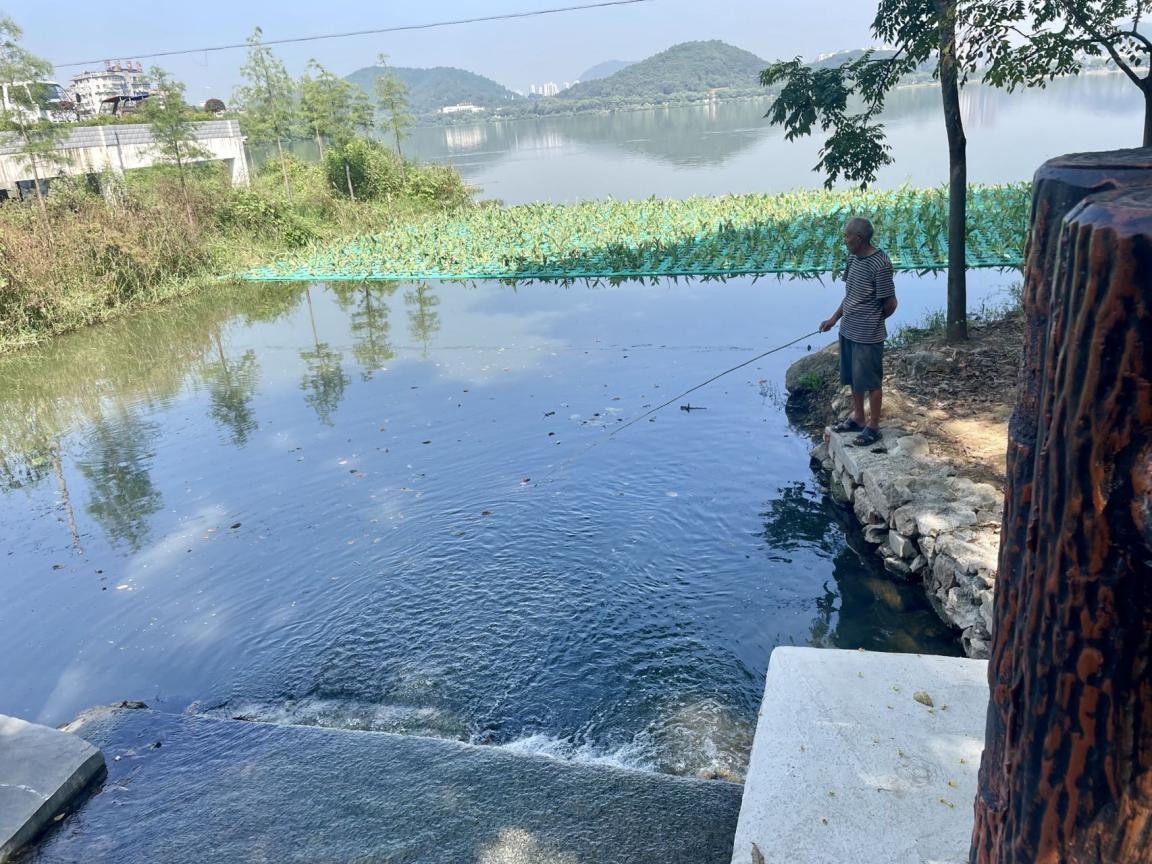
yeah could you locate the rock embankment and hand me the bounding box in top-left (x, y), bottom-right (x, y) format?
top-left (811, 428), bottom-right (1001, 659)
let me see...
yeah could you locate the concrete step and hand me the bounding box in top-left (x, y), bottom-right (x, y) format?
top-left (19, 706), bottom-right (741, 864)
top-left (0, 715), bottom-right (105, 863)
top-left (731, 647), bottom-right (988, 864)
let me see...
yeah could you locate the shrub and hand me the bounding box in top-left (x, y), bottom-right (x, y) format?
top-left (324, 138), bottom-right (405, 201)
top-left (404, 163), bottom-right (471, 208)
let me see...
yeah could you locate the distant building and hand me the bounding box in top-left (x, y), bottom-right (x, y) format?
top-left (439, 103), bottom-right (485, 115)
top-left (69, 61), bottom-right (149, 118)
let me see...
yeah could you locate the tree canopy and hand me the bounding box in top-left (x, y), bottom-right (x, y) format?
top-left (968, 0), bottom-right (1152, 144)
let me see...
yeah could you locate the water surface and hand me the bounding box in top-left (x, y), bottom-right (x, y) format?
top-left (0, 273), bottom-right (1011, 776)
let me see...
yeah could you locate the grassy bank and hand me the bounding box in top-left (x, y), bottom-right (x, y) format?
top-left (0, 140), bottom-right (471, 354)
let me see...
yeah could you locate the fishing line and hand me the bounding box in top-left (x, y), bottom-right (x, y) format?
top-left (531, 328), bottom-right (823, 486)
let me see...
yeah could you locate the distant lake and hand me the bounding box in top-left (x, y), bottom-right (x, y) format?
top-left (401, 72), bottom-right (1142, 203)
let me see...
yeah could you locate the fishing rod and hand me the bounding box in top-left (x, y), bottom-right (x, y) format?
top-left (608, 329), bottom-right (823, 437)
top-left (532, 328), bottom-right (824, 485)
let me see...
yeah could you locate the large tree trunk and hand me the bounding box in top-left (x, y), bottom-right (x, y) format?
top-left (936, 0), bottom-right (967, 342)
top-left (971, 150), bottom-right (1152, 863)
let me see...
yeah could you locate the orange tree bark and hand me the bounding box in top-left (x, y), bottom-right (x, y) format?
top-left (973, 152), bottom-right (1152, 863)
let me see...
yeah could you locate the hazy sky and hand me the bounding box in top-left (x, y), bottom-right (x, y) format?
top-left (10, 1), bottom-right (879, 99)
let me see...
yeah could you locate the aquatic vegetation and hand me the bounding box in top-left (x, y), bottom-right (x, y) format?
top-left (244, 183), bottom-right (1031, 282)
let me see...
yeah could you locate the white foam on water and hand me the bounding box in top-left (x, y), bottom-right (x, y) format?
top-left (497, 733), bottom-right (655, 772)
top-left (194, 697), bottom-right (469, 740)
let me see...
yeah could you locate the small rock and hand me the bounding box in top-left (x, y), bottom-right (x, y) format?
top-left (913, 691), bottom-right (934, 708)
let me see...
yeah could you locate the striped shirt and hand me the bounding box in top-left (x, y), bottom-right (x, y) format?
top-left (839, 250), bottom-right (896, 344)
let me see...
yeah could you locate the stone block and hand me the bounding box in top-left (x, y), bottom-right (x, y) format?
top-left (915, 504), bottom-right (979, 539)
top-left (863, 524), bottom-right (889, 545)
top-left (732, 648), bottom-right (988, 864)
top-left (828, 431), bottom-right (865, 484)
top-left (887, 531), bottom-right (917, 560)
top-left (891, 505), bottom-right (919, 538)
top-left (944, 586), bottom-right (983, 631)
top-left (881, 552), bottom-right (913, 579)
top-left (943, 477), bottom-right (1003, 516)
top-left (978, 590), bottom-right (995, 633)
top-left (853, 488), bottom-right (883, 526)
top-left (961, 624), bottom-right (991, 660)
top-left (909, 555), bottom-right (928, 575)
top-left (861, 466), bottom-right (913, 522)
top-left (935, 534), bottom-right (999, 578)
top-left (838, 468), bottom-right (856, 504)
top-left (810, 440), bottom-right (830, 464)
top-left (889, 433), bottom-right (931, 460)
top-left (920, 535), bottom-right (937, 560)
top-left (0, 715), bottom-right (105, 861)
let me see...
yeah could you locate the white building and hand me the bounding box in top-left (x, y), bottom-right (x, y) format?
top-left (439, 103), bottom-right (485, 115)
top-left (68, 61), bottom-right (149, 118)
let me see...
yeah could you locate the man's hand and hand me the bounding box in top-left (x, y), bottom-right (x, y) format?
top-left (819, 318), bottom-right (836, 333)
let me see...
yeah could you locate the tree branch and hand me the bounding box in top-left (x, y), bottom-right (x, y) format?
top-left (1064, 2), bottom-right (1146, 89)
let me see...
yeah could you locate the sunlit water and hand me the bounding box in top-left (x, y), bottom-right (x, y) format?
top-left (1, 272), bottom-right (1018, 778)
top-left (403, 73), bottom-right (1142, 203)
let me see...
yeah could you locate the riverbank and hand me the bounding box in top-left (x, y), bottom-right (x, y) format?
top-left (785, 311), bottom-right (1022, 657)
top-left (0, 143), bottom-right (470, 355)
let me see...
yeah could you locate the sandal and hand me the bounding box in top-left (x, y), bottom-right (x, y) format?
top-left (832, 417), bottom-right (864, 433)
top-left (852, 427), bottom-right (882, 446)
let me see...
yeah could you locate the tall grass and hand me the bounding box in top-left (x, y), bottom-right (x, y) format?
top-left (0, 150), bottom-right (471, 353)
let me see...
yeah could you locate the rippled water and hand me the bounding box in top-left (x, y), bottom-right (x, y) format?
top-left (1, 274), bottom-right (1012, 777)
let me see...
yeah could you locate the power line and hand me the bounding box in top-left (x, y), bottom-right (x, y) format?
top-left (53, 0), bottom-right (655, 69)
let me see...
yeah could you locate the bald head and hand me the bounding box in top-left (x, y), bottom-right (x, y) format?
top-left (844, 218), bottom-right (874, 243)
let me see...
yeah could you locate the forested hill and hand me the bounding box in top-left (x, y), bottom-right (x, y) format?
top-left (345, 65), bottom-right (520, 116)
top-left (577, 59), bottom-right (635, 81)
top-left (561, 41), bottom-right (769, 101)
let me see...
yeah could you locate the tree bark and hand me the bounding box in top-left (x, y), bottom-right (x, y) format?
top-left (972, 151), bottom-right (1152, 863)
top-left (936, 0), bottom-right (967, 342)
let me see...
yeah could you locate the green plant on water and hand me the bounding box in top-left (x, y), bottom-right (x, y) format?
top-left (243, 182), bottom-right (1032, 282)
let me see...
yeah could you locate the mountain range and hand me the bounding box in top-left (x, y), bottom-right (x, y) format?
top-left (346, 40), bottom-right (775, 118)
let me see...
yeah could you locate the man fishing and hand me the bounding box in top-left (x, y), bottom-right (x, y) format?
top-left (818, 217), bottom-right (898, 446)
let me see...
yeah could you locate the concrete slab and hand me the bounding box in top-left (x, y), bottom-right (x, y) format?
top-left (0, 715), bottom-right (105, 862)
top-left (24, 707), bottom-right (741, 864)
top-left (731, 648), bottom-right (988, 864)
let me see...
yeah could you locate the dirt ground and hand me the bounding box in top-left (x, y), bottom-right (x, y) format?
top-left (881, 314), bottom-right (1024, 490)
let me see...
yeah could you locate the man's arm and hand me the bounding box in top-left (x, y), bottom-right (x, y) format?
top-left (882, 296), bottom-right (898, 318)
top-left (819, 302), bottom-right (844, 333)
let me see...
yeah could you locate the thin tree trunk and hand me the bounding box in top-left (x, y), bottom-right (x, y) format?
top-left (1144, 85), bottom-right (1151, 147)
top-left (345, 160), bottom-right (355, 200)
top-left (275, 136), bottom-right (292, 199)
top-left (176, 148), bottom-right (194, 229)
top-left (20, 123), bottom-right (50, 228)
top-left (314, 129), bottom-right (325, 159)
top-left (937, 0), bottom-right (967, 342)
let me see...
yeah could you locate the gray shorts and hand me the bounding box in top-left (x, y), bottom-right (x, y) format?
top-left (839, 335), bottom-right (884, 391)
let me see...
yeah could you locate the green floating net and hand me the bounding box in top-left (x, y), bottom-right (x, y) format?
top-left (242, 184), bottom-right (1030, 283)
